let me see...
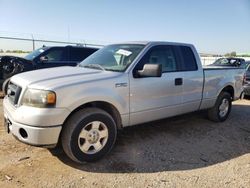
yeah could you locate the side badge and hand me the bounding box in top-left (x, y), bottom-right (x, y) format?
top-left (115, 83), bottom-right (128, 88)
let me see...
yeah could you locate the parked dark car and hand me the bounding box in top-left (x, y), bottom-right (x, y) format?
top-left (0, 45), bottom-right (98, 93)
top-left (211, 57), bottom-right (246, 68)
top-left (243, 61), bottom-right (250, 96)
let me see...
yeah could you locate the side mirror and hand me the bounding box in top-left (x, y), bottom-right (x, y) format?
top-left (40, 56), bottom-right (48, 62)
top-left (236, 62), bottom-right (241, 66)
top-left (137, 64), bottom-right (162, 78)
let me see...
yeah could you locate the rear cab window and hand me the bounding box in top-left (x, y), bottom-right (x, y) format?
top-left (175, 46), bottom-right (198, 71)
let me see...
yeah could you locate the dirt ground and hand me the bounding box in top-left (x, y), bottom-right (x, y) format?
top-left (0, 98), bottom-right (249, 188)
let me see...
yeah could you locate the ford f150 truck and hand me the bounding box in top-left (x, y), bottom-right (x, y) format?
top-left (3, 41), bottom-right (245, 163)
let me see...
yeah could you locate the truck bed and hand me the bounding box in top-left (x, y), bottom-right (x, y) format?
top-left (199, 66), bottom-right (245, 110)
top-left (203, 65), bottom-right (245, 70)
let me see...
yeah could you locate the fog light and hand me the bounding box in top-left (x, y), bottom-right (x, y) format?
top-left (19, 128), bottom-right (28, 139)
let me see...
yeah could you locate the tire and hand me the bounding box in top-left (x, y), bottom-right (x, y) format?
top-left (240, 92), bottom-right (245, 100)
top-left (61, 108), bottom-right (117, 163)
top-left (208, 92), bottom-right (232, 122)
top-left (2, 78), bottom-right (10, 95)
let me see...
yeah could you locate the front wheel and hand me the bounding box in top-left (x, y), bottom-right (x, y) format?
top-left (208, 92), bottom-right (232, 122)
top-left (61, 108), bottom-right (117, 163)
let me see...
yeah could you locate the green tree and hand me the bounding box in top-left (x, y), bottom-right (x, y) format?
top-left (230, 51), bottom-right (236, 57)
top-left (224, 51), bottom-right (237, 57)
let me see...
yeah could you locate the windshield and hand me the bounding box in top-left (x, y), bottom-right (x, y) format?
top-left (213, 58), bottom-right (229, 65)
top-left (79, 44), bottom-right (145, 72)
top-left (240, 61), bottom-right (249, 69)
top-left (213, 58), bottom-right (245, 67)
top-left (25, 48), bottom-right (47, 60)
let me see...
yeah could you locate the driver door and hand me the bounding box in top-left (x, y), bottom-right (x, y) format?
top-left (35, 47), bottom-right (69, 69)
top-left (129, 45), bottom-right (183, 125)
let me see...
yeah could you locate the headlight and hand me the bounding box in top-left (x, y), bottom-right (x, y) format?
top-left (21, 89), bottom-right (56, 108)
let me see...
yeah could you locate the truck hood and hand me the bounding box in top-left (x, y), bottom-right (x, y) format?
top-left (0, 55), bottom-right (32, 64)
top-left (11, 66), bottom-right (121, 90)
top-left (0, 55), bottom-right (32, 78)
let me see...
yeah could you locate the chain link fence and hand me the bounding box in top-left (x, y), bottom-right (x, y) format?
top-left (0, 31), bottom-right (249, 65)
top-left (0, 31), bottom-right (105, 54)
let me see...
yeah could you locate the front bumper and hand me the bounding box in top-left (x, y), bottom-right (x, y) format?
top-left (4, 116), bottom-right (62, 147)
top-left (3, 97), bottom-right (70, 147)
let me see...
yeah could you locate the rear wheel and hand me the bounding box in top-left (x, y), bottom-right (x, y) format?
top-left (208, 92), bottom-right (232, 122)
top-left (61, 108), bottom-right (117, 163)
top-left (240, 91), bottom-right (245, 99)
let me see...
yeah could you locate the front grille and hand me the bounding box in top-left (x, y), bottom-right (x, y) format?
top-left (7, 82), bottom-right (22, 105)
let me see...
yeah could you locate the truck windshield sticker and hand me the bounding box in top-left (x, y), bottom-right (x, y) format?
top-left (116, 49), bottom-right (132, 56)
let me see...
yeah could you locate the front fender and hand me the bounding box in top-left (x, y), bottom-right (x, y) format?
top-left (56, 84), bottom-right (129, 116)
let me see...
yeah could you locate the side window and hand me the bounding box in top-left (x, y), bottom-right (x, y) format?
top-left (70, 48), bottom-right (97, 62)
top-left (179, 46), bottom-right (198, 71)
top-left (42, 48), bottom-right (66, 62)
top-left (162, 47), bottom-right (177, 72)
top-left (137, 45), bottom-right (178, 73)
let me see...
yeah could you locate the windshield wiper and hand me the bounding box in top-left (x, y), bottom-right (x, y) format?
top-left (82, 64), bottom-right (106, 71)
top-left (104, 68), bottom-right (123, 72)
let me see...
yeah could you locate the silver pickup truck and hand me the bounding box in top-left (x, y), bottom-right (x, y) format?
top-left (3, 41), bottom-right (245, 163)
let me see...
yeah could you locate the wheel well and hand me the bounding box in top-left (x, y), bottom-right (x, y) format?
top-left (221, 85), bottom-right (234, 99)
top-left (64, 101), bottom-right (123, 130)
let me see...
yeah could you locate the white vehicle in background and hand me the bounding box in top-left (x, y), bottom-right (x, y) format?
top-left (3, 41), bottom-right (245, 163)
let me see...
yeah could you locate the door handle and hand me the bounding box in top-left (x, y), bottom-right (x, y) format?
top-left (175, 78), bottom-right (183, 85)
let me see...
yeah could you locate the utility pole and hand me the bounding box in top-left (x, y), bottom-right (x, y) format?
top-left (68, 26), bottom-right (70, 43)
top-left (31, 34), bottom-right (35, 50)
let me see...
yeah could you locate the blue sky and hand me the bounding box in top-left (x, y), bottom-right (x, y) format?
top-left (0, 0), bottom-right (249, 54)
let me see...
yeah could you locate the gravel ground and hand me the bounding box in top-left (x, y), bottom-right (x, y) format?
top-left (0, 98), bottom-right (249, 188)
